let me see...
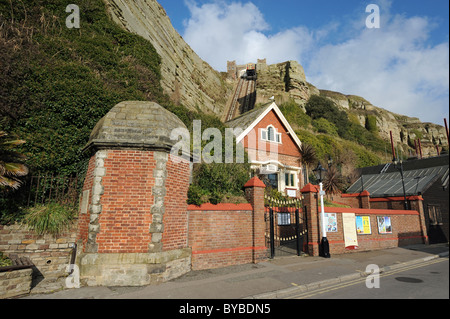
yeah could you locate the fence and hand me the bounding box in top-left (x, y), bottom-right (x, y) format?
top-left (1, 174), bottom-right (80, 209)
top-left (25, 174), bottom-right (79, 207)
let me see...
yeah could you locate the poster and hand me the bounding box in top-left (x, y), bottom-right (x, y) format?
top-left (377, 216), bottom-right (392, 234)
top-left (356, 216), bottom-right (371, 234)
top-left (342, 213), bottom-right (358, 248)
top-left (326, 213), bottom-right (337, 232)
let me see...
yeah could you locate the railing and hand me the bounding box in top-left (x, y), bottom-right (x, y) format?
top-left (25, 174), bottom-right (79, 207)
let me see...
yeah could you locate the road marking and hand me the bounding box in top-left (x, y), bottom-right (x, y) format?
top-left (288, 258), bottom-right (447, 299)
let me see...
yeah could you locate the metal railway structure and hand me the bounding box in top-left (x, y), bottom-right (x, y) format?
top-left (225, 77), bottom-right (257, 122)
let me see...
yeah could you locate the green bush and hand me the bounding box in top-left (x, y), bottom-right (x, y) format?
top-left (22, 202), bottom-right (76, 236)
top-left (0, 252), bottom-right (12, 267)
top-left (312, 118), bottom-right (339, 136)
top-left (0, 0), bottom-right (167, 176)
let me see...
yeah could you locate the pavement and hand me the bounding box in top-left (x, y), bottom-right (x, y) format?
top-left (24, 243), bottom-right (449, 299)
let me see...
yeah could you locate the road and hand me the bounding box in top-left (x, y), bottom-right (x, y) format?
top-left (289, 257), bottom-right (449, 299)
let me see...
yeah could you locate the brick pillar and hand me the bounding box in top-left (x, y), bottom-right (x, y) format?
top-left (359, 190), bottom-right (371, 209)
top-left (301, 183), bottom-right (320, 256)
top-left (244, 177), bottom-right (267, 263)
top-left (76, 101), bottom-right (192, 287)
top-left (410, 196), bottom-right (429, 244)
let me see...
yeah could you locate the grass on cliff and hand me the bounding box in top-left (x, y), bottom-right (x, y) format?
top-left (0, 0), bottom-right (250, 216)
top-left (0, 0), bottom-right (167, 176)
top-left (279, 98), bottom-right (386, 169)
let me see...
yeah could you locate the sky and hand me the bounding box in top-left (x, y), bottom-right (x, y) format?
top-left (157, 0), bottom-right (449, 125)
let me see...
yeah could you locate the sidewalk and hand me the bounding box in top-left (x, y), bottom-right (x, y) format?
top-left (24, 243), bottom-right (449, 299)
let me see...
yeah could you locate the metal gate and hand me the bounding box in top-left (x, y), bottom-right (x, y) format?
top-left (265, 195), bottom-right (308, 258)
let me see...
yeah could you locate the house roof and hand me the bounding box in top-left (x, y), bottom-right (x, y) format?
top-left (347, 155), bottom-right (449, 197)
top-left (225, 101), bottom-right (302, 151)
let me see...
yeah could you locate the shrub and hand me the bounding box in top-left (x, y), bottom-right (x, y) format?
top-left (0, 252), bottom-right (12, 267)
top-left (23, 202), bottom-right (76, 236)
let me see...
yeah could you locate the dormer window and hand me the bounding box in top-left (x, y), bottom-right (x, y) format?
top-left (261, 125), bottom-right (281, 143)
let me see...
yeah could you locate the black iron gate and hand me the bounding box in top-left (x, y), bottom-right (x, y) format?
top-left (265, 195), bottom-right (308, 258)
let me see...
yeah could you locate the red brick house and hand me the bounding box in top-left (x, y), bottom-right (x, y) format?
top-left (226, 102), bottom-right (304, 197)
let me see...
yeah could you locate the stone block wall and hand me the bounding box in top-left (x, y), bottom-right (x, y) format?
top-left (0, 268), bottom-right (32, 299)
top-left (0, 223), bottom-right (76, 280)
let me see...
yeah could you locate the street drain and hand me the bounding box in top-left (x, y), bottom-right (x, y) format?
top-left (395, 277), bottom-right (423, 283)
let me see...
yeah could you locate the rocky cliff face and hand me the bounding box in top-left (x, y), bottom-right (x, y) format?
top-left (255, 60), bottom-right (314, 108)
top-left (104, 0), bottom-right (232, 115)
top-left (319, 90), bottom-right (448, 157)
top-left (255, 60), bottom-right (448, 157)
top-left (104, 0), bottom-right (447, 158)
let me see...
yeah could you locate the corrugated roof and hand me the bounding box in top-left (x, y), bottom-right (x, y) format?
top-left (347, 156), bottom-right (449, 197)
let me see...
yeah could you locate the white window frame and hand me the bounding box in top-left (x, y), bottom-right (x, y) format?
top-left (261, 125), bottom-right (282, 144)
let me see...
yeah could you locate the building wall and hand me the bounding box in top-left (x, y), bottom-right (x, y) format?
top-left (422, 179), bottom-right (449, 243)
top-left (241, 109), bottom-right (304, 193)
top-left (162, 157), bottom-right (191, 251)
top-left (95, 150), bottom-right (155, 253)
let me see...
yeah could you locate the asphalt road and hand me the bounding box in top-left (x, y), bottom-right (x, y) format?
top-left (289, 257), bottom-right (449, 299)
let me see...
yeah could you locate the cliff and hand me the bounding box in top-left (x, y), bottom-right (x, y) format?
top-left (104, 0), bottom-right (232, 115)
top-left (254, 60), bottom-right (448, 158)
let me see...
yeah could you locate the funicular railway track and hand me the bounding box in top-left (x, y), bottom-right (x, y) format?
top-left (225, 78), bottom-right (256, 122)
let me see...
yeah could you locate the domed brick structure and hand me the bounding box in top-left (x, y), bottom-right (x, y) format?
top-left (76, 101), bottom-right (192, 286)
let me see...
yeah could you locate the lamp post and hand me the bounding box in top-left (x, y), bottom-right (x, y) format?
top-left (393, 157), bottom-right (409, 210)
top-left (313, 162), bottom-right (330, 258)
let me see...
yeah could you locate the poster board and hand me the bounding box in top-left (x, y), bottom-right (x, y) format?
top-left (325, 213), bottom-right (337, 232)
top-left (377, 216), bottom-right (392, 234)
top-left (356, 216), bottom-right (371, 234)
top-left (342, 213), bottom-right (358, 248)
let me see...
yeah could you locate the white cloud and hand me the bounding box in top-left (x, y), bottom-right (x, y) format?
top-left (182, 1), bottom-right (449, 125)
top-left (308, 14), bottom-right (449, 124)
top-left (182, 1), bottom-right (314, 70)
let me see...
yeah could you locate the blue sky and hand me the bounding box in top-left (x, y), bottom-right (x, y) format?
top-left (158, 0), bottom-right (449, 125)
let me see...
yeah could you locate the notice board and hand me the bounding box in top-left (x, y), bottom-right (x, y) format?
top-left (342, 213), bottom-right (358, 249)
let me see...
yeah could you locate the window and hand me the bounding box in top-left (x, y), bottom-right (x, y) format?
top-left (267, 173), bottom-right (278, 189)
top-left (285, 172), bottom-right (296, 187)
top-left (427, 205), bottom-right (443, 225)
top-left (278, 213), bottom-right (291, 225)
top-left (261, 125), bottom-right (282, 143)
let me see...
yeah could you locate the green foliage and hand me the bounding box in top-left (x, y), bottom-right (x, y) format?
top-left (278, 100), bottom-right (311, 128)
top-left (0, 131), bottom-right (29, 190)
top-left (22, 202), bottom-right (76, 236)
top-left (365, 115), bottom-right (378, 133)
top-left (0, 0), bottom-right (167, 176)
top-left (312, 118), bottom-right (339, 136)
top-left (305, 95), bottom-right (389, 154)
top-left (0, 252), bottom-right (12, 267)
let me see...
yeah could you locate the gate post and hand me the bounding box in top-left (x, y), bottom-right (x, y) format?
top-left (244, 177), bottom-right (267, 263)
top-left (301, 183), bottom-right (320, 256)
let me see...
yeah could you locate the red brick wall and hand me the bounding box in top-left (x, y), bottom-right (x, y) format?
top-left (96, 150), bottom-right (155, 253)
top-left (241, 109), bottom-right (305, 191)
top-left (188, 203), bottom-right (256, 270)
top-left (162, 157), bottom-right (190, 251)
top-left (320, 208), bottom-right (425, 255)
top-left (242, 110), bottom-right (301, 158)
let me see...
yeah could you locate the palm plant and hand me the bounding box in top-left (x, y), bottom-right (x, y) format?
top-left (323, 165), bottom-right (344, 195)
top-left (300, 143), bottom-right (317, 184)
top-left (0, 131), bottom-right (28, 190)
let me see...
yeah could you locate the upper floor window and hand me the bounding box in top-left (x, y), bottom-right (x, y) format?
top-left (261, 125), bottom-right (281, 143)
